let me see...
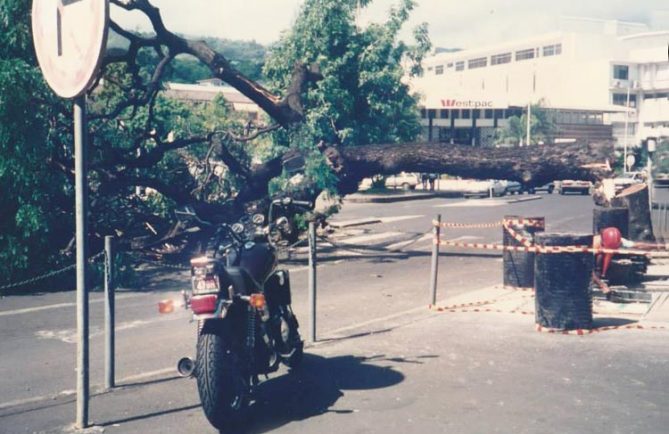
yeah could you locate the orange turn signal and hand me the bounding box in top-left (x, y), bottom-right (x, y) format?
top-left (249, 293), bottom-right (266, 309)
top-left (158, 299), bottom-right (175, 314)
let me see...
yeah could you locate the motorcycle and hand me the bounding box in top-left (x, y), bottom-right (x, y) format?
top-left (177, 197), bottom-right (311, 432)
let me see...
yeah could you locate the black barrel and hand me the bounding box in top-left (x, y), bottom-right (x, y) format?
top-left (535, 233), bottom-right (594, 330)
top-left (503, 215), bottom-right (545, 288)
top-left (593, 207), bottom-right (629, 237)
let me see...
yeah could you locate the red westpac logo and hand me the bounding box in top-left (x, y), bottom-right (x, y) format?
top-left (440, 99), bottom-right (493, 108)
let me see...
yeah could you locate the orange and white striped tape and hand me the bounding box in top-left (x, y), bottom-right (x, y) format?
top-left (433, 237), bottom-right (669, 257)
top-left (535, 323), bottom-right (667, 335)
top-left (503, 221), bottom-right (533, 247)
top-left (432, 217), bottom-right (544, 230)
top-left (429, 301), bottom-right (667, 334)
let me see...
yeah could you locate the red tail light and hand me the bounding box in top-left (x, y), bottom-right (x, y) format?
top-left (191, 294), bottom-right (218, 314)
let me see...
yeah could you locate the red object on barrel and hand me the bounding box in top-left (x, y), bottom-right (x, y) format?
top-left (191, 294), bottom-right (218, 314)
top-left (600, 227), bottom-right (622, 277)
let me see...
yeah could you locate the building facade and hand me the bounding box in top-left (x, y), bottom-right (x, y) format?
top-left (411, 16), bottom-right (669, 148)
top-left (163, 78), bottom-right (261, 120)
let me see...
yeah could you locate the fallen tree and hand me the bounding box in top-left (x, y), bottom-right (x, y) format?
top-left (323, 140), bottom-right (613, 195)
top-left (64, 1), bottom-right (617, 252)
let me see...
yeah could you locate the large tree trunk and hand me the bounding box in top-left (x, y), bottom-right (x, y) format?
top-left (611, 183), bottom-right (655, 242)
top-left (324, 140), bottom-right (613, 195)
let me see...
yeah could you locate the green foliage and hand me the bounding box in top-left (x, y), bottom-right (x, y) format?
top-left (0, 0), bottom-right (429, 289)
top-left (0, 0), bottom-right (76, 285)
top-left (651, 139), bottom-right (669, 175)
top-left (264, 0), bottom-right (430, 191)
top-left (496, 100), bottom-right (557, 146)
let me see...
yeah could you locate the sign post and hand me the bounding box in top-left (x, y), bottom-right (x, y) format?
top-left (32, 0), bottom-right (109, 429)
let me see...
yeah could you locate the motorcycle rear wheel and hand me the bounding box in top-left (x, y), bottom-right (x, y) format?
top-left (196, 331), bottom-right (248, 432)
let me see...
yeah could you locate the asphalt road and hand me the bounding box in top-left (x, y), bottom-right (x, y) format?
top-left (1, 193), bottom-right (668, 433)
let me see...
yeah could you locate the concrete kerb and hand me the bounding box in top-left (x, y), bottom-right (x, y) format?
top-left (329, 218), bottom-right (382, 228)
top-left (506, 195), bottom-right (542, 204)
top-left (345, 192), bottom-right (437, 203)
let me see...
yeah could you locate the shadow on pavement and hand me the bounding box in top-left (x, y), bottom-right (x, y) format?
top-left (592, 317), bottom-right (638, 328)
top-left (246, 353), bottom-right (406, 433)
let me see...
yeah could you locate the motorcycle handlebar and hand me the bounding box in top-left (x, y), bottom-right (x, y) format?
top-left (292, 200), bottom-right (312, 208)
top-left (271, 198), bottom-right (312, 209)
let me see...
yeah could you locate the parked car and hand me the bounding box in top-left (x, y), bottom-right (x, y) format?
top-left (613, 172), bottom-right (644, 193)
top-left (532, 182), bottom-right (556, 194)
top-left (385, 172), bottom-right (420, 190)
top-left (502, 180), bottom-right (522, 195)
top-left (655, 173), bottom-right (669, 188)
top-left (557, 180), bottom-right (593, 195)
top-left (463, 179), bottom-right (506, 198)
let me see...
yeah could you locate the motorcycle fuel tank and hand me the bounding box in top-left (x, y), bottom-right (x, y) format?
top-left (239, 242), bottom-right (276, 284)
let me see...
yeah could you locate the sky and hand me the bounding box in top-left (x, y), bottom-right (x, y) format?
top-left (111, 0), bottom-right (669, 49)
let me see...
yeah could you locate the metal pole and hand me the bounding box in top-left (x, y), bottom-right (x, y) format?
top-left (623, 83), bottom-right (631, 173)
top-left (429, 214), bottom-right (441, 306)
top-left (526, 101), bottom-right (531, 146)
top-left (104, 236), bottom-right (115, 390)
top-left (308, 221), bottom-right (317, 343)
top-left (648, 152), bottom-right (654, 209)
top-left (74, 96), bottom-right (90, 429)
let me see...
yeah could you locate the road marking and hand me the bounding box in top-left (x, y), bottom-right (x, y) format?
top-left (35, 314), bottom-right (186, 344)
top-left (448, 236), bottom-right (484, 241)
top-left (0, 293), bottom-right (144, 318)
top-left (338, 231), bottom-right (402, 245)
top-left (378, 215), bottom-right (425, 223)
top-left (386, 234), bottom-right (433, 250)
top-left (435, 199), bottom-right (506, 208)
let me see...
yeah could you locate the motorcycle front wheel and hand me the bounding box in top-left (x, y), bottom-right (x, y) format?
top-left (196, 330), bottom-right (248, 432)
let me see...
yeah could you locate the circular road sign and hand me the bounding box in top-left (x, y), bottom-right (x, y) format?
top-left (626, 154), bottom-right (636, 170)
top-left (32, 0), bottom-right (109, 99)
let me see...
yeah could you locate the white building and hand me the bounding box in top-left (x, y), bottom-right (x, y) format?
top-left (412, 16), bottom-right (669, 148)
top-left (164, 78), bottom-right (261, 120)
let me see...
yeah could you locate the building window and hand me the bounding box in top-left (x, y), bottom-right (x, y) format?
top-left (494, 109), bottom-right (504, 119)
top-left (455, 61), bottom-right (465, 71)
top-left (515, 48), bottom-right (535, 61)
top-left (447, 63), bottom-right (453, 68)
top-left (439, 109), bottom-right (449, 119)
top-left (468, 57), bottom-right (487, 69)
top-left (543, 43), bottom-right (562, 57)
top-left (612, 93), bottom-right (636, 108)
top-left (462, 109), bottom-right (471, 119)
top-left (420, 108), bottom-right (427, 119)
top-left (491, 53), bottom-right (511, 65)
top-left (484, 109), bottom-right (494, 119)
top-left (613, 65), bottom-right (629, 80)
top-left (452, 110), bottom-right (460, 119)
top-left (427, 109), bottom-right (437, 119)
top-left (435, 65), bottom-right (444, 75)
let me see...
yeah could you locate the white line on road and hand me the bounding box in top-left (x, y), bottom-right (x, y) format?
top-left (435, 199), bottom-right (506, 208)
top-left (0, 293), bottom-right (145, 318)
top-left (35, 314), bottom-right (187, 344)
top-left (339, 231), bottom-right (403, 245)
top-left (386, 233), bottom-right (432, 250)
top-left (378, 214), bottom-right (425, 223)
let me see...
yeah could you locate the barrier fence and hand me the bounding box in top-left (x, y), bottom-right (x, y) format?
top-left (428, 214), bottom-right (669, 335)
top-left (431, 218), bottom-right (669, 257)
